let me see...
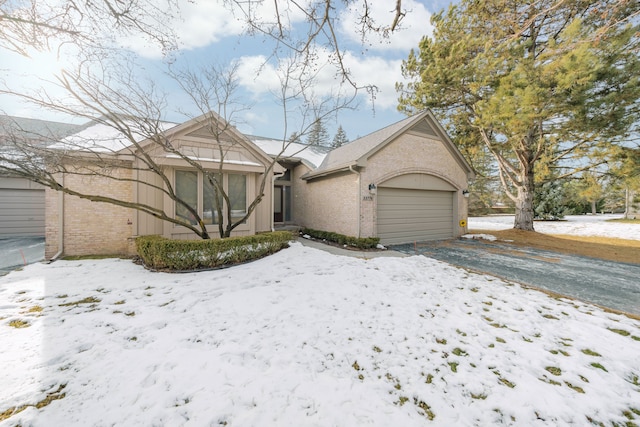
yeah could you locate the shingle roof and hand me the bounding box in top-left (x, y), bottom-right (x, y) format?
top-left (249, 135), bottom-right (331, 169)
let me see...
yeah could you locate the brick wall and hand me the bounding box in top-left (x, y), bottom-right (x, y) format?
top-left (45, 168), bottom-right (135, 259)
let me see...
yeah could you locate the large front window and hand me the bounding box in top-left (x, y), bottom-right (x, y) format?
top-left (228, 174), bottom-right (247, 221)
top-left (175, 170), bottom-right (247, 227)
top-left (175, 170), bottom-right (197, 225)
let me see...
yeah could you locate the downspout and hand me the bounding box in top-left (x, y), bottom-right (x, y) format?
top-left (348, 165), bottom-right (361, 238)
top-left (271, 169), bottom-right (285, 232)
top-left (51, 173), bottom-right (64, 261)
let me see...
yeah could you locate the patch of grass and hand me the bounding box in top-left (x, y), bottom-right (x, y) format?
top-left (456, 329), bottom-right (467, 337)
top-left (372, 346), bottom-right (382, 353)
top-left (27, 305), bottom-right (43, 313)
top-left (351, 361), bottom-right (360, 371)
top-left (540, 377), bottom-right (562, 386)
top-left (0, 384), bottom-right (66, 422)
top-left (609, 328), bottom-right (631, 336)
top-left (114, 300), bottom-right (125, 305)
top-left (542, 314), bottom-right (559, 320)
top-left (471, 392), bottom-right (487, 400)
top-left (499, 377), bottom-right (516, 388)
top-left (632, 336), bottom-right (640, 342)
top-left (448, 362), bottom-right (459, 373)
top-left (59, 296), bottom-right (101, 307)
top-left (396, 396), bottom-right (409, 406)
top-left (608, 218), bottom-right (640, 224)
top-left (545, 366), bottom-right (562, 376)
top-left (8, 319), bottom-right (30, 328)
top-left (424, 373), bottom-right (434, 384)
top-left (414, 398), bottom-right (435, 420)
top-left (581, 349), bottom-right (602, 357)
top-left (590, 362), bottom-right (608, 372)
top-left (495, 337), bottom-right (506, 344)
top-left (436, 338), bottom-right (447, 345)
top-left (522, 336), bottom-right (533, 343)
top-left (124, 311), bottom-right (135, 317)
top-left (452, 347), bottom-right (467, 357)
top-left (565, 381), bottom-right (585, 393)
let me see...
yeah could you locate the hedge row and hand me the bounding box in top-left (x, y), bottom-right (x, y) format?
top-left (136, 231), bottom-right (294, 271)
top-left (300, 228), bottom-right (380, 249)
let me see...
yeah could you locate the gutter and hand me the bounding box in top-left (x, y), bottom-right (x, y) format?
top-left (51, 173), bottom-right (64, 261)
top-left (348, 165), bottom-right (361, 238)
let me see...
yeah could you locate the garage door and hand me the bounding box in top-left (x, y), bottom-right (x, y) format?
top-left (0, 189), bottom-right (45, 237)
top-left (377, 187), bottom-right (453, 245)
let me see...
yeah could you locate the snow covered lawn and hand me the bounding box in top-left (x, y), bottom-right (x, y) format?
top-left (1, 217), bottom-right (640, 426)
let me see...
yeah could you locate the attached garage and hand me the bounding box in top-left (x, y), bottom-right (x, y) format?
top-left (377, 188), bottom-right (454, 244)
top-left (376, 173), bottom-right (458, 245)
top-left (0, 178), bottom-right (45, 237)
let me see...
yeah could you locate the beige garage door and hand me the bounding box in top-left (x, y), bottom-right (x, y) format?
top-left (377, 187), bottom-right (453, 245)
top-left (0, 189), bottom-right (45, 237)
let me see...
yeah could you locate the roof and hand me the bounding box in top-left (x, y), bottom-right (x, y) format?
top-left (0, 115), bottom-right (82, 144)
top-left (250, 135), bottom-right (331, 169)
top-left (51, 118), bottom-right (179, 153)
top-left (302, 110), bottom-right (474, 180)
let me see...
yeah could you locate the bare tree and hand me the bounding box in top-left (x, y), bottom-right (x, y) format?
top-left (0, 0), bottom-right (405, 241)
top-left (0, 0), bottom-right (180, 56)
top-left (1, 53), bottom-right (353, 239)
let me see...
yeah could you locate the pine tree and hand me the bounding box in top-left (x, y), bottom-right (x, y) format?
top-left (332, 125), bottom-right (349, 148)
top-left (397, 0), bottom-right (640, 231)
top-left (306, 119), bottom-right (330, 146)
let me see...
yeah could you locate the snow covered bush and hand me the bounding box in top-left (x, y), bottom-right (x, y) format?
top-left (135, 231), bottom-right (293, 271)
top-left (300, 228), bottom-right (380, 249)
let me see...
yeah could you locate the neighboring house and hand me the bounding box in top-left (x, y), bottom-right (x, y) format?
top-left (0, 116), bottom-right (81, 238)
top-left (43, 109), bottom-right (474, 259)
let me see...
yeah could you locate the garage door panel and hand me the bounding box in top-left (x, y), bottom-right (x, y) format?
top-left (377, 187), bottom-right (454, 245)
top-left (0, 189), bottom-right (45, 237)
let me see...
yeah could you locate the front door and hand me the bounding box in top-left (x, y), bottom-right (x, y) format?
top-left (274, 185), bottom-right (283, 223)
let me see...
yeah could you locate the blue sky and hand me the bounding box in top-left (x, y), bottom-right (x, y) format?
top-left (1, 1), bottom-right (454, 142)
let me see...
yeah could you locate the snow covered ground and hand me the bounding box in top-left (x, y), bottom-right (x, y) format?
top-left (469, 213), bottom-right (640, 240)
top-left (1, 215), bottom-right (639, 426)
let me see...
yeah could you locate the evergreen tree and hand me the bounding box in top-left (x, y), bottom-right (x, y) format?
top-left (398, 0), bottom-right (640, 231)
top-left (332, 125), bottom-right (349, 148)
top-left (288, 131), bottom-right (301, 144)
top-left (306, 119), bottom-right (330, 146)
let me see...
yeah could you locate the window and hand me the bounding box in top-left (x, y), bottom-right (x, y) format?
top-left (175, 170), bottom-right (197, 225)
top-left (229, 174), bottom-right (247, 220)
top-left (175, 170), bottom-right (248, 227)
top-left (203, 174), bottom-right (221, 225)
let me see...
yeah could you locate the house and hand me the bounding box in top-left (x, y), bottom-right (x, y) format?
top-left (254, 109), bottom-right (475, 245)
top-left (42, 110), bottom-right (474, 259)
top-left (0, 116), bottom-right (80, 238)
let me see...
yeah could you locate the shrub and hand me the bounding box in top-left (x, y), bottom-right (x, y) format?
top-left (300, 228), bottom-right (380, 249)
top-left (135, 231), bottom-right (293, 271)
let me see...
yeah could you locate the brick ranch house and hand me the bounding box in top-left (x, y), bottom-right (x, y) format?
top-left (44, 110), bottom-right (474, 259)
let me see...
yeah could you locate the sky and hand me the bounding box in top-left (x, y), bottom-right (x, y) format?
top-left (0, 0), bottom-right (455, 142)
top-left (1, 214), bottom-right (639, 426)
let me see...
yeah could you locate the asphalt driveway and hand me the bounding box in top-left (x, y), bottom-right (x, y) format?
top-left (391, 238), bottom-right (640, 316)
top-left (0, 237), bottom-right (45, 276)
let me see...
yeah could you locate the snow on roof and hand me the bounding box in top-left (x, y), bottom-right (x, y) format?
top-left (249, 135), bottom-right (330, 169)
top-left (50, 119), bottom-right (179, 153)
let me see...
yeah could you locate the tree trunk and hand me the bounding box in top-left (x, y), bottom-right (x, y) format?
top-left (591, 200), bottom-right (597, 215)
top-left (514, 169), bottom-right (535, 231)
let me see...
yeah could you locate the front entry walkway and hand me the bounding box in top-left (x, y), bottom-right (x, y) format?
top-left (391, 238), bottom-right (640, 316)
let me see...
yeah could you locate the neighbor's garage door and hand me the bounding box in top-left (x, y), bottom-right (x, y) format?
top-left (377, 187), bottom-right (453, 245)
top-left (0, 188), bottom-right (45, 237)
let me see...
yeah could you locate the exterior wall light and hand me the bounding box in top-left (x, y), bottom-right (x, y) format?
top-left (368, 183), bottom-right (377, 194)
top-left (462, 189), bottom-right (470, 198)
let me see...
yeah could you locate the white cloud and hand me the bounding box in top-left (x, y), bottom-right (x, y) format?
top-left (339, 0), bottom-right (433, 52)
